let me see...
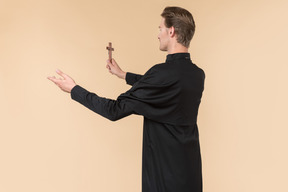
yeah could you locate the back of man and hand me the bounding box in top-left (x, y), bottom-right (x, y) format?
top-left (119, 52), bottom-right (204, 192)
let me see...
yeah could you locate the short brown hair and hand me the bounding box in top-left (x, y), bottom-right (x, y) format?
top-left (161, 6), bottom-right (196, 48)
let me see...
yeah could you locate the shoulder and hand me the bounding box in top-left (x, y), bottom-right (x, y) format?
top-left (193, 63), bottom-right (206, 79)
top-left (139, 63), bottom-right (174, 85)
top-left (146, 63), bottom-right (166, 72)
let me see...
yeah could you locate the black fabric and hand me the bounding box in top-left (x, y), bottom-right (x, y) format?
top-left (71, 53), bottom-right (205, 192)
top-left (126, 72), bottom-right (143, 86)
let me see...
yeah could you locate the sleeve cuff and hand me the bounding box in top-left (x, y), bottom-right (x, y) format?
top-left (70, 85), bottom-right (88, 101)
top-left (125, 72), bottom-right (134, 85)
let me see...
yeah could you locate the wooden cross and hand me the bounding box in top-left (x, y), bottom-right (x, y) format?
top-left (106, 42), bottom-right (114, 62)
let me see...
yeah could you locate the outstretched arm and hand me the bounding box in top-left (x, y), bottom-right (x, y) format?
top-left (47, 69), bottom-right (134, 121)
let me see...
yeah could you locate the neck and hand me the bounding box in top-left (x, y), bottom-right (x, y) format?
top-left (167, 42), bottom-right (189, 54)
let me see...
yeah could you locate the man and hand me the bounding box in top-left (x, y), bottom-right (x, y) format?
top-left (48, 6), bottom-right (205, 192)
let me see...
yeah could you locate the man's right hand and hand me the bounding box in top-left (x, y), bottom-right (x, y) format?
top-left (106, 59), bottom-right (127, 80)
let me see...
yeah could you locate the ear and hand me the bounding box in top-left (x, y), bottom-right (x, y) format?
top-left (169, 26), bottom-right (176, 38)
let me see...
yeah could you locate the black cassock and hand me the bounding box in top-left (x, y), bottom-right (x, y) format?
top-left (71, 53), bottom-right (205, 192)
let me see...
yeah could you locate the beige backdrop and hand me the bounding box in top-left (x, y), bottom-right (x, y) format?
top-left (0, 0), bottom-right (287, 191)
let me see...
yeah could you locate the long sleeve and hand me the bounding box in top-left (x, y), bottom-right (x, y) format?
top-left (70, 66), bottom-right (169, 123)
top-left (125, 72), bottom-right (143, 86)
top-left (71, 85), bottom-right (135, 121)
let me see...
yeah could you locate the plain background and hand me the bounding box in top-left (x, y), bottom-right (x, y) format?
top-left (0, 0), bottom-right (287, 191)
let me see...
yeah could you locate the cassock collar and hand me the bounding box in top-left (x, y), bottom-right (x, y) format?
top-left (166, 52), bottom-right (191, 62)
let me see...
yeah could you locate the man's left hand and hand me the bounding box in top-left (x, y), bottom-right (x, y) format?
top-left (47, 69), bottom-right (77, 93)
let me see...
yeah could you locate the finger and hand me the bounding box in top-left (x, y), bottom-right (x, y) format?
top-left (56, 69), bottom-right (67, 79)
top-left (48, 76), bottom-right (60, 80)
top-left (47, 76), bottom-right (61, 84)
top-left (106, 59), bottom-right (112, 65)
top-left (106, 62), bottom-right (112, 69)
top-left (47, 76), bottom-right (56, 81)
top-left (111, 59), bottom-right (117, 66)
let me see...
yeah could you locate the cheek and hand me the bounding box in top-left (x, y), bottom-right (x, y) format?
top-left (159, 31), bottom-right (166, 39)
top-left (158, 31), bottom-right (162, 38)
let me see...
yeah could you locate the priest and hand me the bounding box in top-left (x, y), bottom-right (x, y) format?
top-left (48, 6), bottom-right (205, 192)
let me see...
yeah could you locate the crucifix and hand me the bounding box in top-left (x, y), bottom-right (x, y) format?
top-left (106, 42), bottom-right (114, 62)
